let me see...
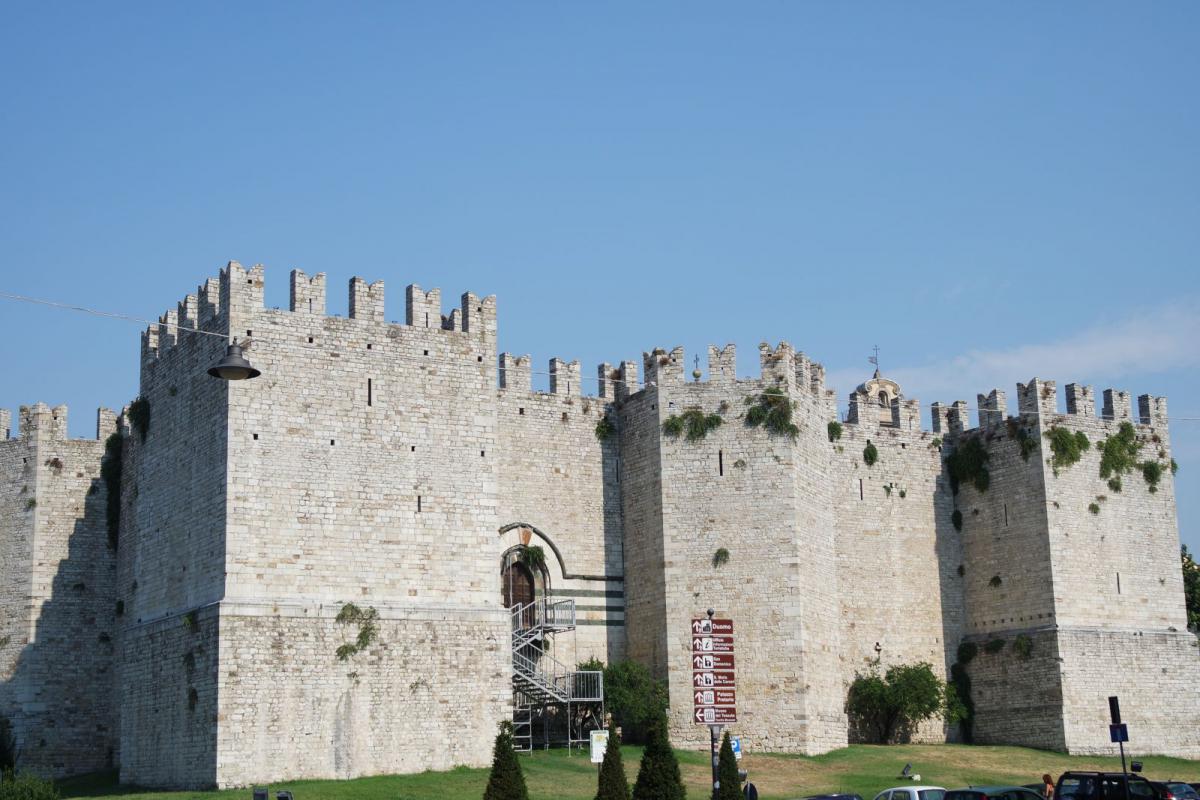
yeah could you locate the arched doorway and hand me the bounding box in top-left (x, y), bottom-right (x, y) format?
top-left (503, 560), bottom-right (536, 611)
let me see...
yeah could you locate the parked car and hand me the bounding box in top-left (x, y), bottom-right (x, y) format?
top-left (946, 786), bottom-right (1043, 800)
top-left (1152, 782), bottom-right (1200, 800)
top-left (1055, 771), bottom-right (1157, 800)
top-left (802, 795), bottom-right (865, 800)
top-left (874, 786), bottom-right (948, 800)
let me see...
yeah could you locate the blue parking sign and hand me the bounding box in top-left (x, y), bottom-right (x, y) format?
top-left (1109, 723), bottom-right (1129, 743)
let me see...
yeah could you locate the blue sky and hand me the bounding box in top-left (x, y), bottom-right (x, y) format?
top-left (1, 3), bottom-right (1198, 548)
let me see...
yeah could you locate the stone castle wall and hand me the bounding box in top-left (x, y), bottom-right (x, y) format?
top-left (0, 405), bottom-right (118, 777)
top-left (3, 261), bottom-right (1199, 787)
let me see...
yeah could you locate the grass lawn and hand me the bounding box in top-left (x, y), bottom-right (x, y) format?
top-left (56, 743), bottom-right (1200, 800)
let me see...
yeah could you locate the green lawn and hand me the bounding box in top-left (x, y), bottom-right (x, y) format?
top-left (56, 744), bottom-right (1200, 800)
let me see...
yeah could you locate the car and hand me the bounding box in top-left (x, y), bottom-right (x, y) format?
top-left (802, 795), bottom-right (865, 800)
top-left (946, 786), bottom-right (1044, 800)
top-left (1055, 771), bottom-right (1157, 800)
top-left (1152, 783), bottom-right (1200, 800)
top-left (873, 786), bottom-right (948, 800)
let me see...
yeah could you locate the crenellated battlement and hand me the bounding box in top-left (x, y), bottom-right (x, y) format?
top-left (930, 377), bottom-right (1171, 440)
top-left (6, 403), bottom-right (117, 441)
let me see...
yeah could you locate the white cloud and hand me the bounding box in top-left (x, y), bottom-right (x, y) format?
top-left (825, 301), bottom-right (1200, 407)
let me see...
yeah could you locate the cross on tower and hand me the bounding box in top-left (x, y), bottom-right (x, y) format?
top-left (869, 345), bottom-right (880, 372)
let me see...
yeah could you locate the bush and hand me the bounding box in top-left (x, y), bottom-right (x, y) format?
top-left (1183, 545), bottom-right (1200, 632)
top-left (100, 433), bottom-right (123, 549)
top-left (595, 416), bottom-right (615, 441)
top-left (1099, 422), bottom-right (1140, 480)
top-left (1044, 427), bottom-right (1090, 472)
top-left (0, 715), bottom-right (14, 772)
top-left (718, 731), bottom-right (740, 800)
top-left (602, 661), bottom-right (668, 744)
top-left (846, 662), bottom-right (960, 743)
top-left (483, 722), bottom-right (528, 800)
top-left (745, 387), bottom-right (799, 439)
top-left (827, 421), bottom-right (843, 442)
top-left (1141, 460), bottom-right (1164, 493)
top-left (595, 727), bottom-right (630, 800)
top-left (863, 441), bottom-right (879, 467)
top-left (0, 770), bottom-right (60, 800)
top-left (127, 397), bottom-right (150, 442)
top-left (947, 437), bottom-right (990, 494)
top-left (663, 407), bottom-right (723, 442)
top-left (632, 709), bottom-right (685, 800)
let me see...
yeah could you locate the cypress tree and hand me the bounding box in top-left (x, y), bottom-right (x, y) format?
top-left (717, 731), bottom-right (740, 800)
top-left (595, 727), bottom-right (630, 800)
top-left (632, 709), bottom-right (685, 800)
top-left (483, 722), bottom-right (529, 800)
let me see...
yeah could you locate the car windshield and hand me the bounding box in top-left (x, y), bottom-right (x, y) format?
top-left (1167, 786), bottom-right (1198, 797)
top-left (1059, 778), bottom-right (1099, 800)
top-left (920, 791), bottom-right (946, 800)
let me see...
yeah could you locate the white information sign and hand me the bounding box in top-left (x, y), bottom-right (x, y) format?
top-left (590, 729), bottom-right (609, 764)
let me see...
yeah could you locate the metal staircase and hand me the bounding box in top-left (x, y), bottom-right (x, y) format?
top-left (510, 598), bottom-right (604, 752)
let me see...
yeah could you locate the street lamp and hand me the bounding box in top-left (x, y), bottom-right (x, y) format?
top-left (207, 342), bottom-right (261, 381)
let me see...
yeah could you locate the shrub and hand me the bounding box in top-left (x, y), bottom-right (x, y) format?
top-left (483, 722), bottom-right (528, 800)
top-left (632, 709), bottom-right (685, 800)
top-left (827, 421), bottom-right (843, 442)
top-left (100, 433), bottom-right (123, 549)
top-left (0, 715), bottom-right (14, 772)
top-left (1013, 634), bottom-right (1034, 660)
top-left (334, 603), bottom-right (380, 661)
top-left (595, 416), bottom-right (615, 441)
top-left (1088, 502), bottom-right (1100, 515)
top-left (984, 638), bottom-right (1005, 654)
top-left (712, 548), bottom-right (730, 568)
top-left (947, 437), bottom-right (990, 494)
top-left (846, 662), bottom-right (960, 744)
top-left (1141, 460), bottom-right (1164, 493)
top-left (1099, 422), bottom-right (1140, 480)
top-left (949, 661), bottom-right (974, 743)
top-left (956, 642), bottom-right (978, 664)
top-left (718, 731), bottom-right (740, 800)
top-left (602, 660), bottom-right (668, 744)
top-left (663, 407), bottom-right (722, 441)
top-left (1183, 545), bottom-right (1200, 632)
top-left (595, 726), bottom-right (630, 800)
top-left (128, 397), bottom-right (150, 442)
top-left (519, 545), bottom-right (547, 572)
top-left (863, 441), bottom-right (879, 467)
top-left (1108, 476), bottom-right (1122, 493)
top-left (988, 575), bottom-right (1002, 588)
top-left (745, 387), bottom-right (799, 438)
top-left (0, 771), bottom-right (60, 800)
top-left (1044, 427), bottom-right (1090, 472)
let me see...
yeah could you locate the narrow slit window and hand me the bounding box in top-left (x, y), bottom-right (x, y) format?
top-left (367, 379), bottom-right (373, 407)
top-left (1116, 572), bottom-right (1121, 594)
top-left (1004, 504), bottom-right (1008, 526)
top-left (425, 312), bottom-right (429, 328)
top-left (859, 479), bottom-right (864, 500)
top-left (718, 450), bottom-right (724, 476)
top-left (417, 495), bottom-right (422, 513)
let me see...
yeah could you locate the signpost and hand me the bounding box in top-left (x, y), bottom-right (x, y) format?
top-left (693, 609), bottom-right (737, 800)
top-left (1109, 696), bottom-right (1129, 792)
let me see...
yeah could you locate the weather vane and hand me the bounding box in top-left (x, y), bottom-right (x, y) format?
top-left (868, 345), bottom-right (880, 373)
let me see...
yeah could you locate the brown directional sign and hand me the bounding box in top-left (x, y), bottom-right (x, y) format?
top-left (691, 634), bottom-right (734, 653)
top-left (692, 670), bottom-right (736, 688)
top-left (693, 688), bottom-right (737, 706)
top-left (691, 652), bottom-right (735, 671)
top-left (693, 706), bottom-right (738, 724)
top-left (691, 618), bottom-right (734, 636)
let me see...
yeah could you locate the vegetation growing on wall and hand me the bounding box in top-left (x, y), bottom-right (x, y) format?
top-left (663, 407), bottom-right (722, 441)
top-left (863, 441), bottom-right (879, 467)
top-left (744, 387), bottom-right (799, 439)
top-left (101, 432), bottom-right (122, 549)
top-left (1013, 634), bottom-right (1034, 660)
top-left (947, 437), bottom-right (990, 494)
top-left (335, 603), bottom-right (380, 661)
top-left (1099, 422), bottom-right (1140, 480)
top-left (1141, 460), bottom-right (1164, 493)
top-left (951, 509), bottom-right (963, 532)
top-left (519, 545), bottom-right (547, 572)
top-left (984, 638), bottom-right (1006, 654)
top-left (712, 548), bottom-right (730, 568)
top-left (827, 421), bottom-right (843, 442)
top-left (1045, 426), bottom-right (1090, 473)
top-left (594, 415), bottom-right (614, 441)
top-left (128, 397), bottom-right (150, 442)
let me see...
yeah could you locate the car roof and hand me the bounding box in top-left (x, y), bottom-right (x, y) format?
top-left (949, 787), bottom-right (1037, 793)
top-left (877, 788), bottom-right (948, 792)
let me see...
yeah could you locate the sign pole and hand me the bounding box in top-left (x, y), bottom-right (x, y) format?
top-left (1109, 696), bottom-right (1129, 794)
top-left (710, 723), bottom-right (721, 800)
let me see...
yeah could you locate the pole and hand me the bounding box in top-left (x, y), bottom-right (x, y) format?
top-left (710, 723), bottom-right (722, 800)
top-left (1119, 741), bottom-right (1129, 799)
